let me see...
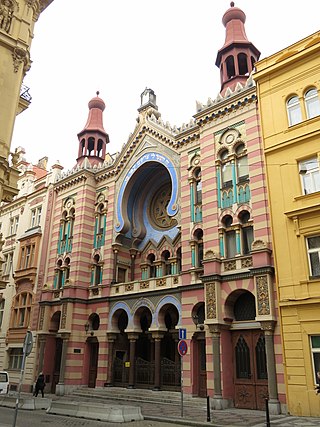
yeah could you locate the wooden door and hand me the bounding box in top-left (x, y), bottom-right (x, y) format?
top-left (88, 341), bottom-right (99, 388)
top-left (51, 338), bottom-right (62, 394)
top-left (198, 339), bottom-right (207, 397)
top-left (232, 330), bottom-right (268, 410)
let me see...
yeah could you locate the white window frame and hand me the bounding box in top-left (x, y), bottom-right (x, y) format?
top-left (299, 157), bottom-right (320, 195)
top-left (31, 206), bottom-right (42, 228)
top-left (310, 335), bottom-right (320, 384)
top-left (287, 96), bottom-right (302, 126)
top-left (306, 236), bottom-right (320, 277)
top-left (305, 88), bottom-right (320, 120)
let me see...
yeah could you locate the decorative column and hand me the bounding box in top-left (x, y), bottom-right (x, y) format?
top-left (128, 334), bottom-right (138, 388)
top-left (55, 333), bottom-right (70, 396)
top-left (129, 249), bottom-right (137, 282)
top-left (37, 335), bottom-right (47, 373)
top-left (261, 321), bottom-right (281, 415)
top-left (152, 332), bottom-right (163, 390)
top-left (105, 333), bottom-right (117, 386)
top-left (112, 244), bottom-right (121, 284)
top-left (208, 325), bottom-right (225, 409)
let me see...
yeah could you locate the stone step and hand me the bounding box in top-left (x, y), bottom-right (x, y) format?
top-left (70, 387), bottom-right (206, 407)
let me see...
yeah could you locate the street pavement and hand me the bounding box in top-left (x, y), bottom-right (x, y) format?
top-left (1, 391), bottom-right (320, 426)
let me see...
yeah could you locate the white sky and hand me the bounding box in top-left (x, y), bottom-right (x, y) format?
top-left (11, 0), bottom-right (320, 171)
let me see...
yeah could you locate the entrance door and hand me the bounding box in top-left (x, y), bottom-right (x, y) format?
top-left (51, 338), bottom-right (62, 394)
top-left (88, 341), bottom-right (99, 388)
top-left (198, 339), bottom-right (207, 397)
top-left (232, 330), bottom-right (268, 410)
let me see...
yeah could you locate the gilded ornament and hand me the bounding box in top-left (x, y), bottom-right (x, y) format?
top-left (206, 282), bottom-right (216, 319)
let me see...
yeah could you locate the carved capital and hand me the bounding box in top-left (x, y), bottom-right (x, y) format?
top-left (12, 47), bottom-right (28, 73)
top-left (260, 320), bottom-right (276, 334)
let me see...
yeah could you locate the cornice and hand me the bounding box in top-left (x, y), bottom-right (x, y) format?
top-left (194, 86), bottom-right (257, 127)
top-left (54, 172), bottom-right (88, 192)
top-left (202, 265), bottom-right (274, 282)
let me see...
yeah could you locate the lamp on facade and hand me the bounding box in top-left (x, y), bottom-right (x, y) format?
top-left (192, 314), bottom-right (204, 331)
top-left (84, 322), bottom-right (90, 334)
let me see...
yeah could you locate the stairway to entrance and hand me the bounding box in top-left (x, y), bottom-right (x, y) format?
top-left (70, 386), bottom-right (207, 408)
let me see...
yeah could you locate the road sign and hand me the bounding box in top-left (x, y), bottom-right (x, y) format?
top-left (23, 331), bottom-right (33, 357)
top-left (179, 328), bottom-right (187, 340)
top-left (178, 339), bottom-right (188, 356)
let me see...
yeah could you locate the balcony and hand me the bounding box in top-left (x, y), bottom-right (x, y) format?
top-left (110, 275), bottom-right (181, 297)
top-left (14, 266), bottom-right (37, 286)
top-left (17, 84), bottom-right (32, 115)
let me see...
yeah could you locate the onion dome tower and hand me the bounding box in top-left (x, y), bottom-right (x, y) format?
top-left (76, 92), bottom-right (109, 166)
top-left (216, 2), bottom-right (260, 95)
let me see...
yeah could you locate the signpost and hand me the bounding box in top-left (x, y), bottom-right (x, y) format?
top-left (178, 338), bottom-right (188, 417)
top-left (12, 331), bottom-right (33, 427)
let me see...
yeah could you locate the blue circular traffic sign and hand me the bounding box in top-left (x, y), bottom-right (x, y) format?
top-left (178, 339), bottom-right (188, 356)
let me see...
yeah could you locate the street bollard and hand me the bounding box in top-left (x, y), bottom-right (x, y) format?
top-left (265, 398), bottom-right (270, 427)
top-left (207, 395), bottom-right (211, 422)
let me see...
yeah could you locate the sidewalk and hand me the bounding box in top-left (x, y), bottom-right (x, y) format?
top-left (3, 391), bottom-right (320, 427)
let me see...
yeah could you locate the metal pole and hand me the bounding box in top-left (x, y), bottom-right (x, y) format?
top-left (207, 395), bottom-right (211, 422)
top-left (265, 398), bottom-right (270, 427)
top-left (12, 350), bottom-right (27, 427)
top-left (180, 355), bottom-right (184, 417)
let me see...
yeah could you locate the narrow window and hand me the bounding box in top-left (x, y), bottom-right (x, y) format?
top-left (287, 96), bottom-right (302, 126)
top-left (307, 236), bottom-right (320, 277)
top-left (300, 158), bottom-right (320, 195)
top-left (305, 88), bottom-right (320, 119)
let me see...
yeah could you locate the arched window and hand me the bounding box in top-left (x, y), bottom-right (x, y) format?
top-left (287, 95), bottom-right (302, 126)
top-left (64, 257), bottom-right (70, 283)
top-left (92, 254), bottom-right (102, 286)
top-left (220, 150), bottom-right (232, 188)
top-left (194, 229), bottom-right (203, 268)
top-left (12, 292), bottom-right (32, 328)
top-left (235, 144), bottom-right (249, 182)
top-left (226, 55), bottom-right (235, 79)
top-left (239, 210), bottom-right (254, 255)
top-left (56, 259), bottom-right (64, 289)
top-left (161, 250), bottom-right (171, 276)
top-left (176, 247), bottom-right (182, 274)
top-left (305, 88), bottom-right (320, 119)
top-left (147, 253), bottom-right (156, 278)
top-left (238, 53), bottom-right (248, 75)
top-left (222, 215), bottom-right (236, 258)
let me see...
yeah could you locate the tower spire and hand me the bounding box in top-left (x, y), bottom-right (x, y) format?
top-left (76, 92), bottom-right (109, 166)
top-left (216, 2), bottom-right (260, 95)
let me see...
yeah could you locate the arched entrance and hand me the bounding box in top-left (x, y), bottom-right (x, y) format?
top-left (86, 313), bottom-right (100, 388)
top-left (49, 311), bottom-right (61, 394)
top-left (228, 291), bottom-right (268, 410)
top-left (192, 302), bottom-right (207, 397)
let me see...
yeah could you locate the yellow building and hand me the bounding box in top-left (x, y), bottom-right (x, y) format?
top-left (254, 32), bottom-right (320, 416)
top-left (0, 0), bottom-right (53, 204)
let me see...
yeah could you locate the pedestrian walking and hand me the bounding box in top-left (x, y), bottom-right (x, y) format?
top-left (33, 372), bottom-right (45, 398)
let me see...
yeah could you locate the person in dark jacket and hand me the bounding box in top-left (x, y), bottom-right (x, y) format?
top-left (315, 371), bottom-right (320, 395)
top-left (33, 372), bottom-right (45, 398)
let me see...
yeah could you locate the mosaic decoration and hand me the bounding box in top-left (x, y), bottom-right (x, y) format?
top-left (39, 306), bottom-right (45, 330)
top-left (256, 275), bottom-right (270, 315)
top-left (206, 282), bottom-right (216, 319)
top-left (60, 303), bottom-right (67, 329)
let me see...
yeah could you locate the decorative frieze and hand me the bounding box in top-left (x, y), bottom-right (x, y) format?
top-left (156, 278), bottom-right (166, 287)
top-left (38, 306), bottom-right (45, 330)
top-left (256, 275), bottom-right (270, 316)
top-left (140, 281), bottom-right (149, 290)
top-left (206, 282), bottom-right (216, 319)
top-left (60, 303), bottom-right (67, 329)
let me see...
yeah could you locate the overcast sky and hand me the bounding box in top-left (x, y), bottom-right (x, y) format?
top-left (11, 0), bottom-right (320, 171)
